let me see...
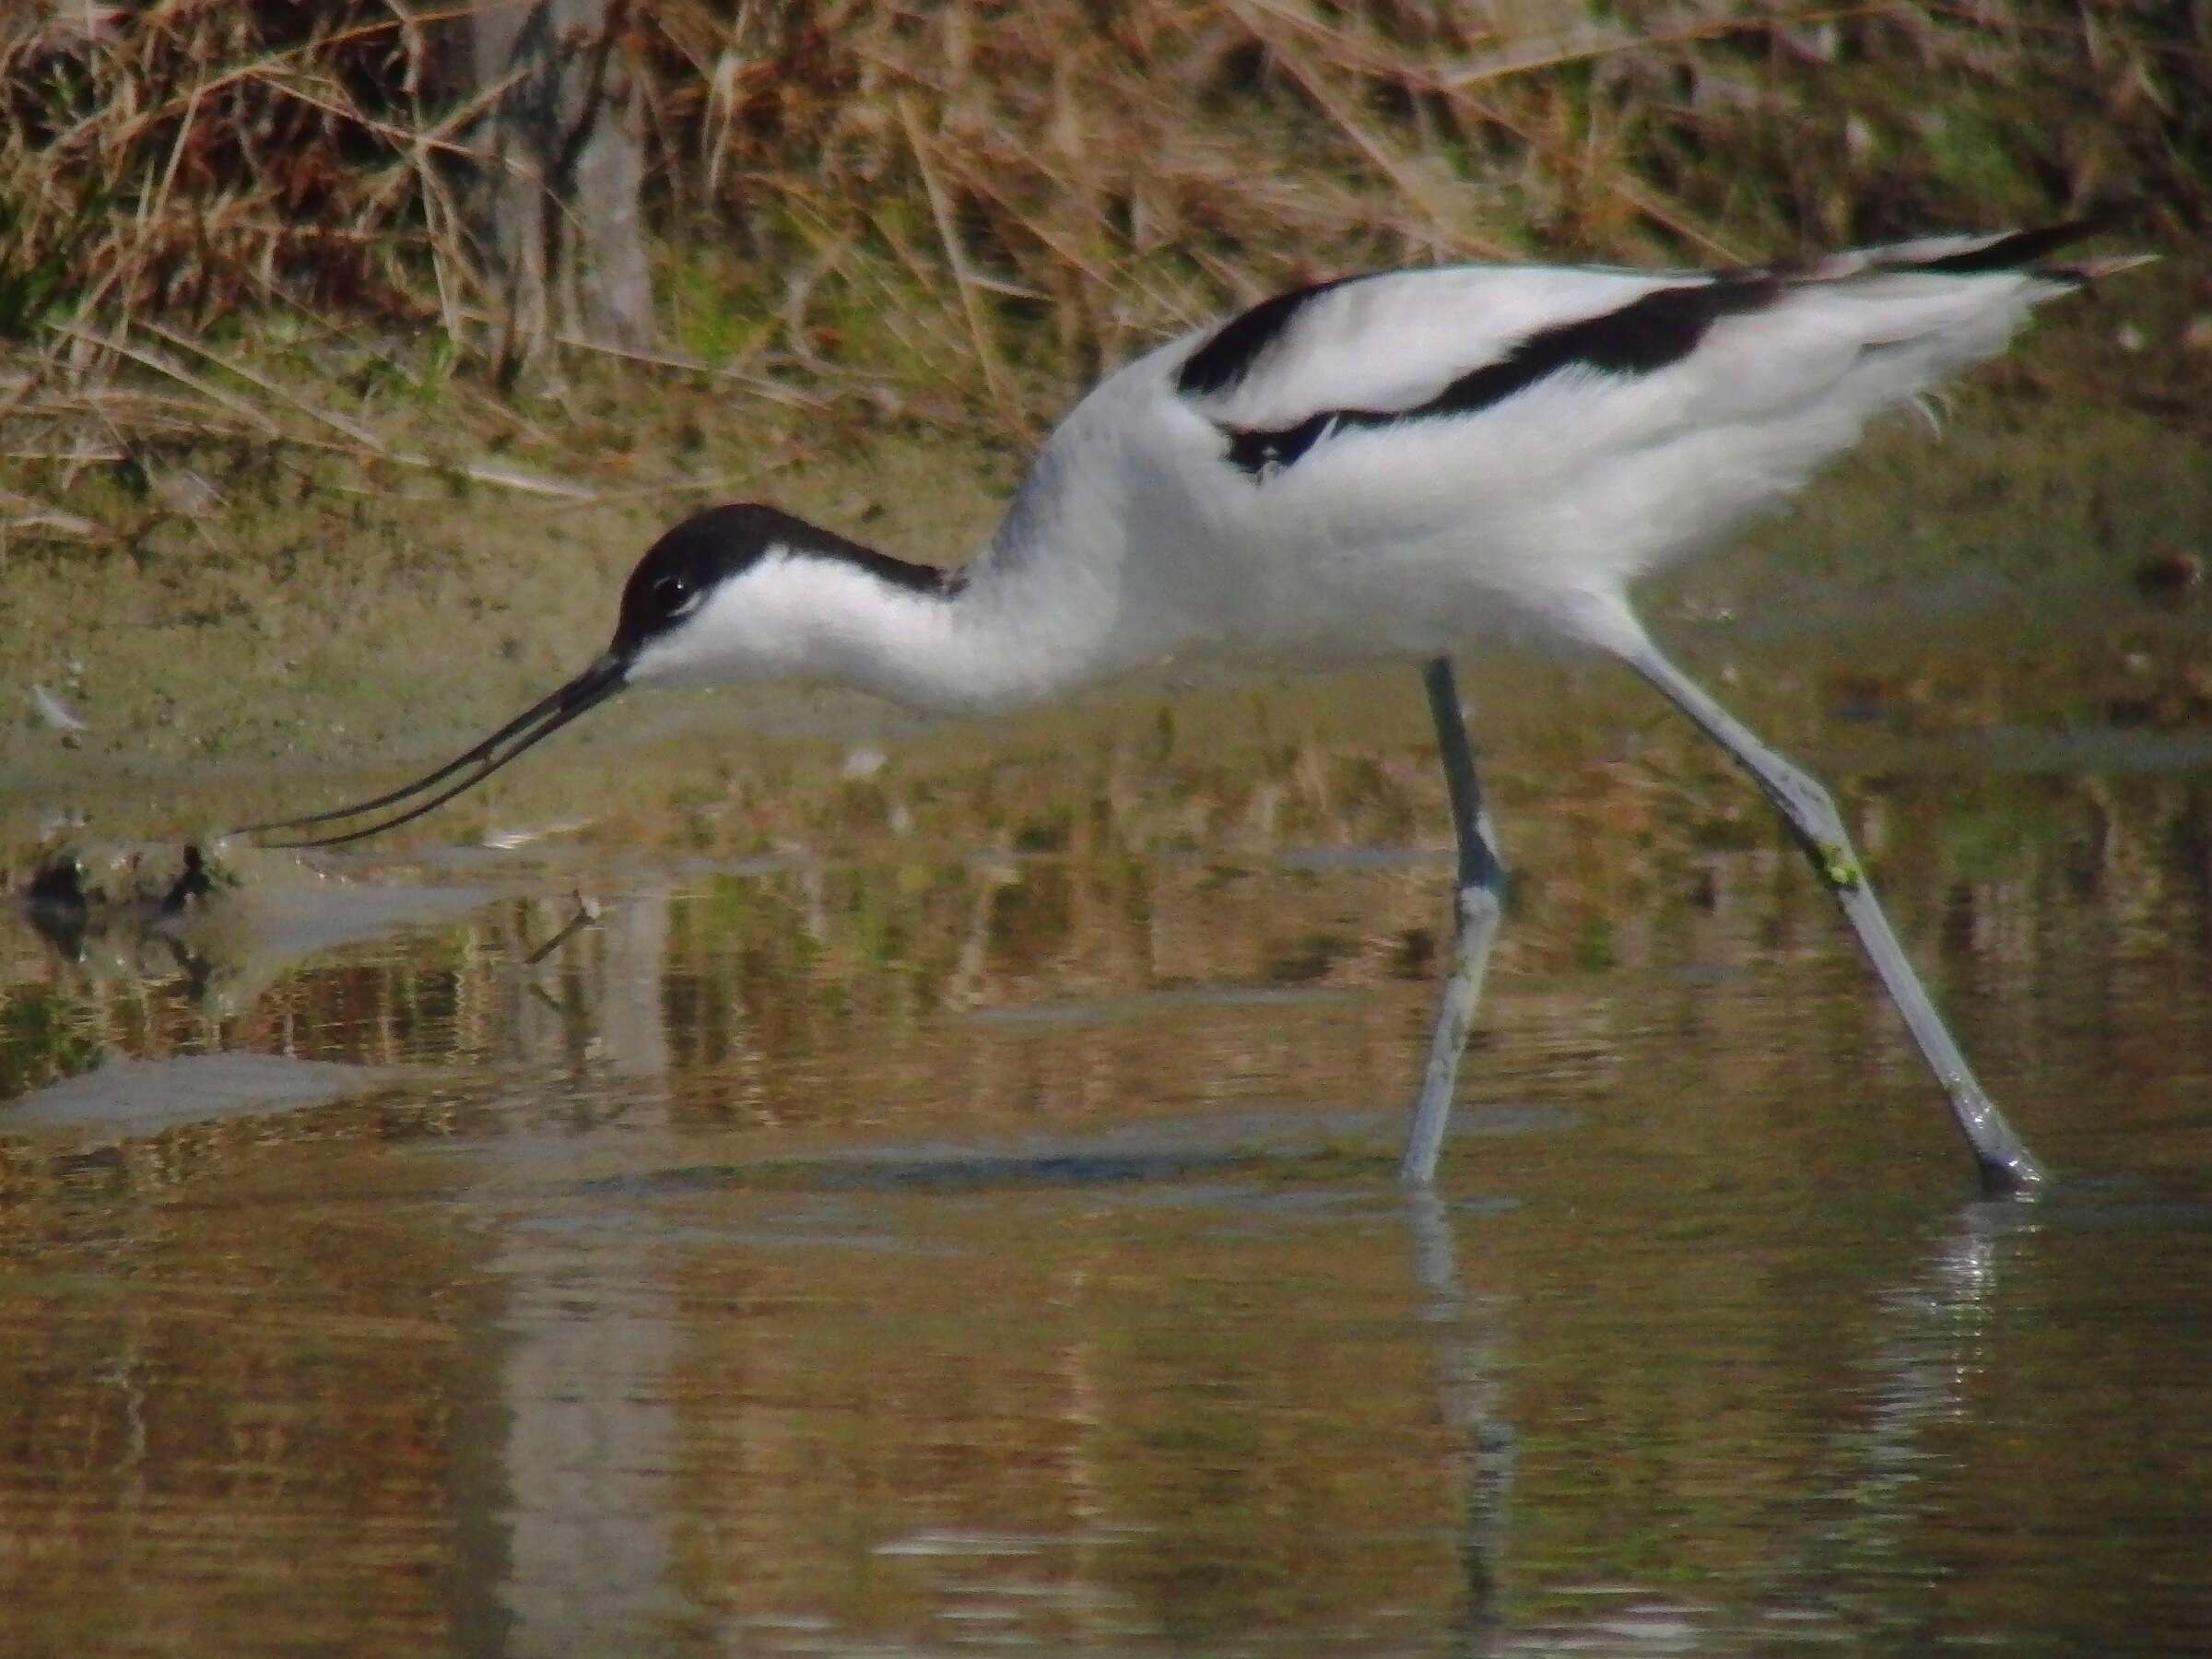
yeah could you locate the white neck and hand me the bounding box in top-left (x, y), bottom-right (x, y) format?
top-left (812, 555), bottom-right (1119, 714)
top-left (637, 539), bottom-right (1172, 716)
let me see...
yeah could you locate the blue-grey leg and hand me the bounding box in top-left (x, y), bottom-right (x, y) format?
top-left (1401, 658), bottom-right (1508, 1185)
top-left (1623, 639), bottom-right (2046, 1194)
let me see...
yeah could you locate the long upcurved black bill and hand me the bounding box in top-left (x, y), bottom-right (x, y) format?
top-left (235, 653), bottom-right (629, 849)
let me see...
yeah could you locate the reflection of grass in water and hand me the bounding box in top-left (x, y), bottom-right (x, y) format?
top-left (0, 987), bottom-right (103, 1103)
top-left (851, 879), bottom-right (914, 970)
top-left (1002, 804), bottom-right (1077, 855)
top-left (986, 865), bottom-right (1076, 974)
top-left (1575, 919), bottom-right (1620, 974)
top-left (1938, 794), bottom-right (2043, 885)
top-left (1265, 932), bottom-right (1351, 985)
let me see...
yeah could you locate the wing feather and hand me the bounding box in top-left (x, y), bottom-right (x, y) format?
top-left (1176, 266), bottom-right (1689, 433)
top-left (1171, 222), bottom-right (2122, 482)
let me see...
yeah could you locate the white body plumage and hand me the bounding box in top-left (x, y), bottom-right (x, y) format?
top-left (637, 238), bottom-right (2093, 714)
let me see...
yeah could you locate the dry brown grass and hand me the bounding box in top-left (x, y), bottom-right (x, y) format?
top-left (0, 0), bottom-right (2204, 544)
top-left (638, 0), bottom-right (2208, 420)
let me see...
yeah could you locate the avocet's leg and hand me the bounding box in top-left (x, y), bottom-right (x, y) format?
top-left (1401, 659), bottom-right (1509, 1186)
top-left (1621, 639), bottom-right (2046, 1194)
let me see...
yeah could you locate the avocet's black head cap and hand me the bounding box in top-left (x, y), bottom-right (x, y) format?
top-left (613, 501), bottom-right (934, 653)
top-left (614, 503), bottom-right (791, 653)
top-left (226, 505), bottom-right (795, 852)
top-left (235, 502), bottom-right (942, 850)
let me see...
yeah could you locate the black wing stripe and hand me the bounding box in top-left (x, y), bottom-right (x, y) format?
top-left (1884, 216), bottom-right (2112, 276)
top-left (1218, 276), bottom-right (1780, 479)
top-left (1421, 276), bottom-right (1779, 418)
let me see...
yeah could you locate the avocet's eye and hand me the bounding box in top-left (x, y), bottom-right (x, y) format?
top-left (652, 574), bottom-right (697, 618)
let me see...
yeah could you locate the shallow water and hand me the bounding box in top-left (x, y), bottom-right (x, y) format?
top-left (4, 656), bottom-right (2211, 1655)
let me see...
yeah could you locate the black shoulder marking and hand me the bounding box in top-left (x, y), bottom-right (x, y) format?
top-left (1216, 276), bottom-right (1779, 480)
top-left (1222, 415), bottom-right (1339, 477)
top-left (1176, 276), bottom-right (1361, 397)
top-left (1883, 217), bottom-right (2111, 276)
